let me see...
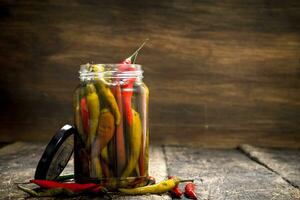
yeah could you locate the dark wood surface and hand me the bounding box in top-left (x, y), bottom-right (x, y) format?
top-left (165, 146), bottom-right (300, 200)
top-left (0, 143), bottom-right (299, 199)
top-left (239, 144), bottom-right (300, 188)
top-left (0, 1), bottom-right (300, 147)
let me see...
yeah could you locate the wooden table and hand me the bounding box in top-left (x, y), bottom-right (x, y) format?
top-left (0, 142), bottom-right (299, 199)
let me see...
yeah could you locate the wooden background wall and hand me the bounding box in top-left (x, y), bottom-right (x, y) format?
top-left (0, 0), bottom-right (299, 147)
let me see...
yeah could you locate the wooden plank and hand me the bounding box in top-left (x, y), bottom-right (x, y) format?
top-left (0, 0), bottom-right (300, 147)
top-left (0, 142), bottom-right (169, 199)
top-left (164, 146), bottom-right (300, 200)
top-left (0, 142), bottom-right (46, 199)
top-left (239, 144), bottom-right (300, 188)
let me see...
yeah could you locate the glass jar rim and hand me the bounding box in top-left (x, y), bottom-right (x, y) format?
top-left (79, 63), bottom-right (143, 82)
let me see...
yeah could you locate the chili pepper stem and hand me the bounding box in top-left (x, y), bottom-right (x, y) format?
top-left (126, 39), bottom-right (149, 61)
top-left (17, 184), bottom-right (39, 196)
top-left (14, 182), bottom-right (31, 184)
top-left (132, 52), bottom-right (138, 64)
top-left (179, 179), bottom-right (194, 183)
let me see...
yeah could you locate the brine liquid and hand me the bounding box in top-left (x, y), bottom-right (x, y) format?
top-left (73, 80), bottom-right (149, 190)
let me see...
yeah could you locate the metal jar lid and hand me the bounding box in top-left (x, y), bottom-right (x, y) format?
top-left (34, 124), bottom-right (76, 180)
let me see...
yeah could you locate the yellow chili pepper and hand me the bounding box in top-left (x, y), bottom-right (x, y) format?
top-left (119, 177), bottom-right (180, 195)
top-left (138, 83), bottom-right (149, 176)
top-left (101, 146), bottom-right (109, 164)
top-left (95, 81), bottom-right (120, 125)
top-left (121, 109), bottom-right (142, 178)
top-left (97, 108), bottom-right (116, 150)
top-left (92, 108), bottom-right (115, 161)
top-left (90, 157), bottom-right (102, 178)
top-left (86, 83), bottom-right (100, 147)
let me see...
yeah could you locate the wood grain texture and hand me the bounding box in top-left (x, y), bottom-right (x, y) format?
top-left (164, 145), bottom-right (300, 200)
top-left (239, 144), bottom-right (300, 188)
top-left (0, 0), bottom-right (299, 147)
top-left (0, 142), bottom-right (170, 200)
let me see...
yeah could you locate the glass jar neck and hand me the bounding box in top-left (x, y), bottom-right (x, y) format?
top-left (79, 63), bottom-right (143, 85)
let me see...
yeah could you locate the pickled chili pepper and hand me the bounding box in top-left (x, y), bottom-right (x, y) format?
top-left (90, 109), bottom-right (115, 178)
top-left (119, 176), bottom-right (180, 195)
top-left (119, 39), bottom-right (148, 126)
top-left (101, 146), bottom-right (109, 164)
top-left (138, 83), bottom-right (149, 176)
top-left (100, 159), bottom-right (110, 177)
top-left (121, 80), bottom-right (135, 126)
top-left (91, 156), bottom-right (102, 178)
top-left (185, 182), bottom-right (197, 199)
top-left (86, 83), bottom-right (100, 147)
top-left (96, 82), bottom-right (120, 125)
top-left (80, 98), bottom-right (89, 137)
top-left (168, 176), bottom-right (183, 198)
top-left (96, 108), bottom-right (115, 150)
top-left (111, 85), bottom-right (126, 176)
top-left (121, 109), bottom-right (142, 178)
top-left (30, 180), bottom-right (99, 193)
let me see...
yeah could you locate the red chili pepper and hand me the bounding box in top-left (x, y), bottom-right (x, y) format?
top-left (80, 97), bottom-right (89, 136)
top-left (30, 180), bottom-right (98, 193)
top-left (121, 79), bottom-right (135, 126)
top-left (185, 182), bottom-right (197, 199)
top-left (119, 39), bottom-right (148, 126)
top-left (111, 85), bottom-right (126, 176)
top-left (168, 176), bottom-right (183, 198)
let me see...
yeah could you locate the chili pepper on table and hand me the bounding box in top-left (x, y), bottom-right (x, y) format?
top-left (29, 180), bottom-right (99, 193)
top-left (130, 175), bottom-right (156, 188)
top-left (168, 176), bottom-right (183, 198)
top-left (185, 182), bottom-right (197, 199)
top-left (118, 176), bottom-right (180, 195)
top-left (121, 109), bottom-right (142, 178)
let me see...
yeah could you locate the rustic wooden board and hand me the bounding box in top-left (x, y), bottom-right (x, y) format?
top-left (0, 142), bottom-right (170, 200)
top-left (164, 146), bottom-right (300, 200)
top-left (239, 144), bottom-right (300, 189)
top-left (1, 142), bottom-right (300, 199)
top-left (0, 0), bottom-right (300, 147)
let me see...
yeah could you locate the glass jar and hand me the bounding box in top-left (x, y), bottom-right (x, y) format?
top-left (73, 63), bottom-right (149, 190)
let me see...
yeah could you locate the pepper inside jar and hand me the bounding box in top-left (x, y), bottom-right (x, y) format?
top-left (73, 63), bottom-right (149, 190)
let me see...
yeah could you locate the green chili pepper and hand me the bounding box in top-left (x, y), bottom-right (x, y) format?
top-left (86, 83), bottom-right (100, 147)
top-left (121, 109), bottom-right (142, 178)
top-left (119, 176), bottom-right (180, 195)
